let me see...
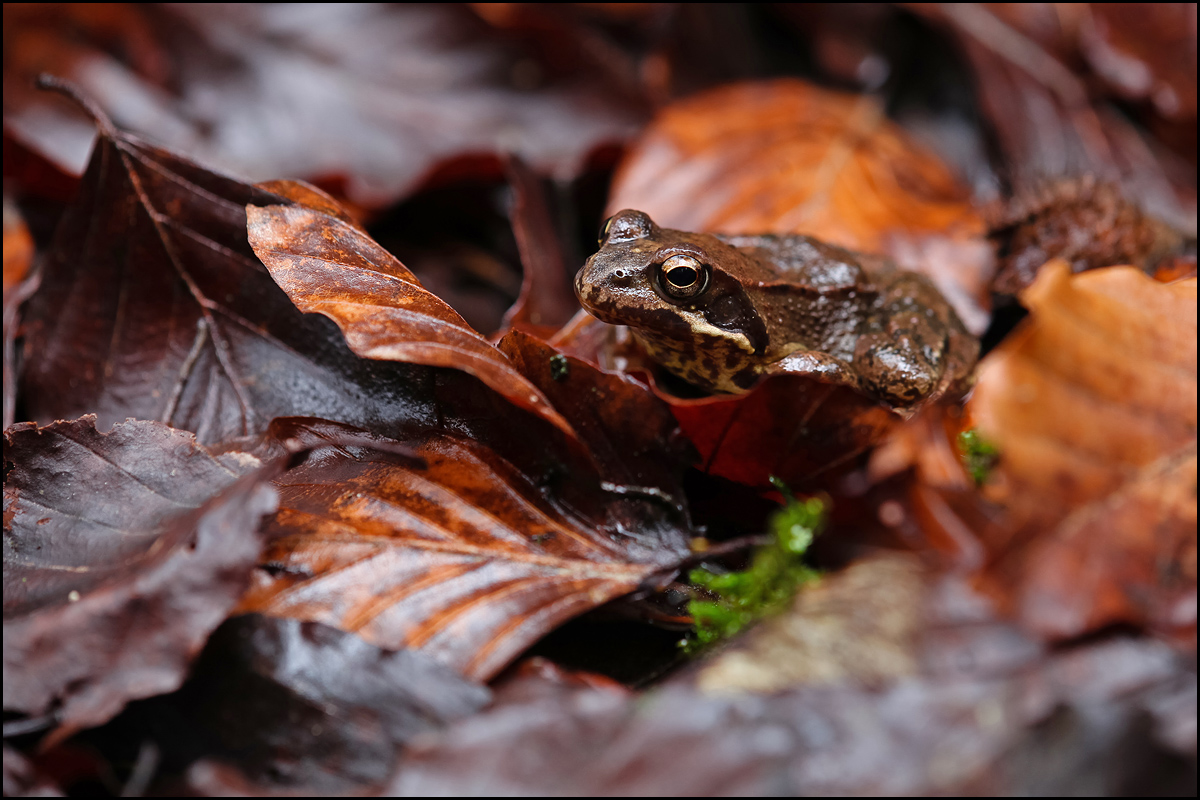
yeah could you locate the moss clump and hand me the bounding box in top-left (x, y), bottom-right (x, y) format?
top-left (682, 477), bottom-right (824, 652)
top-left (958, 428), bottom-right (999, 486)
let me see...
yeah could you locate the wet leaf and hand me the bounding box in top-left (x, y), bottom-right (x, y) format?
top-left (969, 261), bottom-right (1196, 637)
top-left (3, 196), bottom-right (38, 430)
top-left (17, 85), bottom-right (436, 446)
top-left (237, 419), bottom-right (691, 681)
top-left (606, 79), bottom-right (993, 333)
top-left (246, 200), bottom-right (573, 438)
top-left (3, 417), bottom-right (279, 740)
top-left (919, 3), bottom-right (1196, 236)
top-left (667, 373), bottom-right (900, 489)
top-left (169, 615), bottom-right (489, 794)
top-left (4, 4), bottom-right (637, 207)
top-left (499, 157), bottom-right (580, 335)
top-left (1080, 4), bottom-right (1196, 123)
top-left (390, 625), bottom-right (1191, 795)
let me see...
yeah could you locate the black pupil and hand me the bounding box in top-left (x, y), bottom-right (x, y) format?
top-left (666, 266), bottom-right (698, 287)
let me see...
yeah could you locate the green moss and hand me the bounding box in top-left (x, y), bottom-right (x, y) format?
top-left (681, 477), bottom-right (824, 652)
top-left (958, 428), bottom-right (999, 486)
top-left (549, 354), bottom-right (569, 382)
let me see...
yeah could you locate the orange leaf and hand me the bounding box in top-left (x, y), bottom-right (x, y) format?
top-left (969, 261), bottom-right (1196, 637)
top-left (238, 420), bottom-right (690, 681)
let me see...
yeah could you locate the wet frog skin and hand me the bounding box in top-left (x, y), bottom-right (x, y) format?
top-left (574, 209), bottom-right (978, 407)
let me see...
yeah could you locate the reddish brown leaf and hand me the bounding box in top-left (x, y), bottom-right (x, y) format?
top-left (494, 330), bottom-right (694, 496)
top-left (969, 262), bottom-right (1196, 637)
top-left (3, 196), bottom-right (38, 431)
top-left (667, 373), bottom-right (901, 489)
top-left (499, 157), bottom-right (581, 336)
top-left (3, 417), bottom-right (279, 740)
top-left (17, 84), bottom-right (438, 446)
top-left (919, 3), bottom-right (1196, 236)
top-left (606, 79), bottom-right (993, 333)
top-left (246, 202), bottom-right (574, 438)
top-left (3, 4), bottom-right (637, 207)
top-left (1080, 4), bottom-right (1196, 123)
top-left (237, 419), bottom-right (691, 681)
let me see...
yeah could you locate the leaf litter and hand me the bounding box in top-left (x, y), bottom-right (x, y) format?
top-left (3, 5), bottom-right (1196, 795)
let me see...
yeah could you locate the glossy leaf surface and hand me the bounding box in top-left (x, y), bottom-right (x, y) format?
top-left (3, 417), bottom-right (278, 739)
top-left (238, 419), bottom-right (691, 681)
top-left (18, 100), bottom-right (435, 445)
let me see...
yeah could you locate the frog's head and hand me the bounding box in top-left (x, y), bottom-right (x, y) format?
top-left (574, 209), bottom-right (770, 392)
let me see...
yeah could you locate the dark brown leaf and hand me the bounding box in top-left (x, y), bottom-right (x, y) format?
top-left (237, 418), bottom-right (691, 681)
top-left (389, 627), bottom-right (1192, 795)
top-left (246, 202), bottom-right (574, 438)
top-left (168, 614), bottom-right (489, 794)
top-left (17, 85), bottom-right (437, 446)
top-left (920, 3), bottom-right (1196, 236)
top-left (3, 417), bottom-right (279, 741)
top-left (3, 4), bottom-right (637, 207)
top-left (498, 157), bottom-right (580, 335)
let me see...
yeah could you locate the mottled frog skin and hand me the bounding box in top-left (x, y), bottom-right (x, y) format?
top-left (574, 209), bottom-right (977, 406)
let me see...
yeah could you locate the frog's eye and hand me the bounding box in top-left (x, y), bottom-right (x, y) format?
top-left (659, 254), bottom-right (708, 299)
top-left (598, 215), bottom-right (613, 246)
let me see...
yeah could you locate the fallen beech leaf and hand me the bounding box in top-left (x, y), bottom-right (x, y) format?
top-left (3, 417), bottom-right (279, 740)
top-left (4, 4), bottom-right (637, 207)
top-left (969, 261), bottom-right (1197, 637)
top-left (3, 196), bottom-right (38, 430)
top-left (606, 79), bottom-right (993, 333)
top-left (247, 202), bottom-right (573, 438)
top-left (918, 4), bottom-right (1196, 236)
top-left (238, 419), bottom-right (691, 681)
top-left (1080, 4), bottom-right (1196, 122)
top-left (664, 373), bottom-right (902, 489)
top-left (170, 615), bottom-right (489, 793)
top-left (494, 330), bottom-right (693, 497)
top-left (391, 630), bottom-right (1190, 795)
top-left (499, 157), bottom-right (580, 335)
top-left (18, 83), bottom-right (435, 446)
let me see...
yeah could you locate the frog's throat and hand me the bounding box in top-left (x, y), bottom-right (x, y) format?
top-left (631, 317), bottom-right (757, 394)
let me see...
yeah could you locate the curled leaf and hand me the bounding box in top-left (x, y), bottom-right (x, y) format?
top-left (248, 203), bottom-right (575, 438)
